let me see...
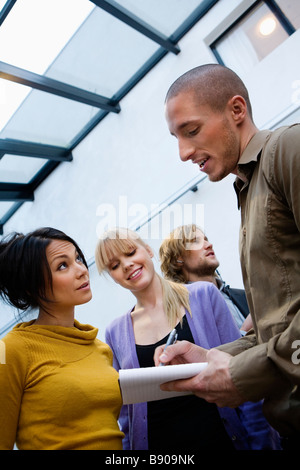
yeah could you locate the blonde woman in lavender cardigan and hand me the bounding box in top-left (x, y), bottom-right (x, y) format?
top-left (95, 228), bottom-right (280, 451)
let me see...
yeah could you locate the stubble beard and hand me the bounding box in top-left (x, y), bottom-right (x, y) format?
top-left (208, 118), bottom-right (240, 182)
top-left (185, 259), bottom-right (219, 278)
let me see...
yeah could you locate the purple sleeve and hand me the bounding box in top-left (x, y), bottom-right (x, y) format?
top-left (187, 282), bottom-right (241, 349)
top-left (207, 283), bottom-right (241, 343)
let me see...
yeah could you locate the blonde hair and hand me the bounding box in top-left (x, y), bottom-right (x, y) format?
top-left (159, 224), bottom-right (202, 283)
top-left (95, 228), bottom-right (191, 327)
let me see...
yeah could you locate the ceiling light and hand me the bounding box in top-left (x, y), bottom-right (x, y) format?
top-left (259, 16), bottom-right (277, 36)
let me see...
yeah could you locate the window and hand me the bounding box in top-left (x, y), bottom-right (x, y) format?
top-left (211, 0), bottom-right (300, 76)
top-left (276, 0), bottom-right (300, 30)
top-left (0, 154), bottom-right (45, 183)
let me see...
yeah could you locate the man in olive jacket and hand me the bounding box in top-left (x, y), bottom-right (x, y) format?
top-left (155, 64), bottom-right (300, 449)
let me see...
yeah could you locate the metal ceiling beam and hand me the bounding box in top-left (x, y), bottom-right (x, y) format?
top-left (170, 0), bottom-right (220, 42)
top-left (0, 61), bottom-right (121, 113)
top-left (0, 0), bottom-right (17, 27)
top-left (91, 0), bottom-right (180, 54)
top-left (0, 183), bottom-right (34, 202)
top-left (0, 139), bottom-right (73, 162)
top-left (30, 160), bottom-right (60, 189)
top-left (0, 200), bottom-right (23, 236)
top-left (0, 160), bottom-right (60, 237)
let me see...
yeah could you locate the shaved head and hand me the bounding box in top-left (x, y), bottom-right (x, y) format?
top-left (165, 64), bottom-right (253, 120)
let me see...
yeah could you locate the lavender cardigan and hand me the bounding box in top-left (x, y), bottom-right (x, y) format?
top-left (105, 282), bottom-right (280, 450)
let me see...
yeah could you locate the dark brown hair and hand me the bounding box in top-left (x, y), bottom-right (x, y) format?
top-left (0, 227), bottom-right (87, 313)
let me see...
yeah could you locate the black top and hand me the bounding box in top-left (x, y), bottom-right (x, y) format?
top-left (136, 316), bottom-right (235, 451)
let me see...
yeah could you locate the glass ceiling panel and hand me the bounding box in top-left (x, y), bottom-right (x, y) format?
top-left (44, 7), bottom-right (160, 97)
top-left (113, 0), bottom-right (206, 36)
top-left (0, 0), bottom-right (218, 234)
top-left (0, 154), bottom-right (46, 184)
top-left (0, 1), bottom-right (161, 98)
top-left (0, 79), bottom-right (30, 132)
top-left (0, 85), bottom-right (101, 147)
top-left (0, 0), bottom-right (94, 74)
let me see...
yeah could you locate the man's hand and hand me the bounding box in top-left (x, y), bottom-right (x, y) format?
top-left (154, 339), bottom-right (208, 366)
top-left (154, 342), bottom-right (245, 408)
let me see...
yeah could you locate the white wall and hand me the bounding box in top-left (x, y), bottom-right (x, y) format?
top-left (1, 0), bottom-right (300, 339)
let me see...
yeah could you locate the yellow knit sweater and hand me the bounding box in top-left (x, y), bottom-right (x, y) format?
top-left (0, 320), bottom-right (124, 450)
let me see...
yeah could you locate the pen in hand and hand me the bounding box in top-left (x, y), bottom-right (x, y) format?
top-left (159, 328), bottom-right (178, 366)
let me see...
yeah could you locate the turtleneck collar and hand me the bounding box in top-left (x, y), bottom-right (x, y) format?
top-left (13, 319), bottom-right (98, 344)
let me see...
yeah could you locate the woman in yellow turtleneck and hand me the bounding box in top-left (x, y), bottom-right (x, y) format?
top-left (0, 227), bottom-right (124, 450)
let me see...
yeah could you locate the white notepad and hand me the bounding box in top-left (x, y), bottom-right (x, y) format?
top-left (119, 362), bottom-right (208, 404)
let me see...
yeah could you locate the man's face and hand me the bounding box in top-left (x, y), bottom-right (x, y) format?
top-left (165, 91), bottom-right (241, 182)
top-left (179, 229), bottom-right (219, 280)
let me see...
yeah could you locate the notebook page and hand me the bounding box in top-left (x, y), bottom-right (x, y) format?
top-left (119, 362), bottom-right (208, 404)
